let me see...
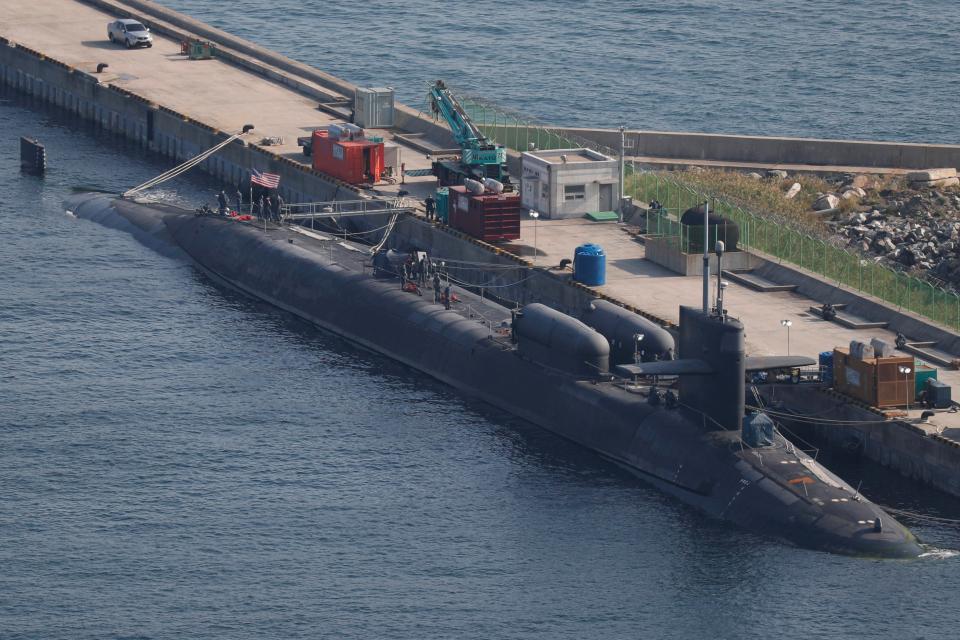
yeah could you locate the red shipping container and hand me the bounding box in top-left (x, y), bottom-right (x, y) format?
top-left (311, 129), bottom-right (384, 185)
top-left (448, 186), bottom-right (521, 242)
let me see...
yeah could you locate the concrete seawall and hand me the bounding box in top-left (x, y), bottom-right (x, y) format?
top-left (560, 127), bottom-right (960, 171)
top-left (763, 385), bottom-right (960, 498)
top-left (0, 36), bottom-right (356, 206)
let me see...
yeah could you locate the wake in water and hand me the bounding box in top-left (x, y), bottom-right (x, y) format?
top-left (918, 547), bottom-right (960, 560)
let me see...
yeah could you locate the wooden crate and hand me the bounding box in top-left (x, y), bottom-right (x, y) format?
top-left (833, 348), bottom-right (915, 408)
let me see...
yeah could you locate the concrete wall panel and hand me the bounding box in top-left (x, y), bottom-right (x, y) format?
top-left (563, 127), bottom-right (960, 170)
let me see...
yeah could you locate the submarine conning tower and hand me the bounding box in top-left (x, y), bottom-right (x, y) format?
top-left (677, 305), bottom-right (746, 430)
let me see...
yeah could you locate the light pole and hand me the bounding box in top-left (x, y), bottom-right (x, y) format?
top-left (529, 209), bottom-right (539, 265)
top-left (898, 365), bottom-right (913, 410)
top-left (780, 319), bottom-right (793, 355)
top-left (633, 333), bottom-right (645, 363)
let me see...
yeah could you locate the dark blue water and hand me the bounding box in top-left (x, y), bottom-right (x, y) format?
top-left (3, 56), bottom-right (960, 640)
top-left (161, 0), bottom-right (960, 143)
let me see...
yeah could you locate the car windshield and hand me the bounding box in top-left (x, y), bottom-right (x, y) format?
top-left (126, 23), bottom-right (146, 32)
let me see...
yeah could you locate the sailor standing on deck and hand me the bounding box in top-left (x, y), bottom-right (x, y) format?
top-left (425, 195), bottom-right (435, 221)
top-left (258, 195), bottom-right (266, 219)
top-left (433, 273), bottom-right (441, 303)
top-left (275, 194), bottom-right (284, 223)
top-left (217, 190), bottom-right (228, 216)
top-left (235, 188), bottom-right (243, 215)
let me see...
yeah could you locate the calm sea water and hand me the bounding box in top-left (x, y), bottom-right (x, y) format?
top-left (162, 0), bottom-right (960, 143)
top-left (3, 8), bottom-right (960, 638)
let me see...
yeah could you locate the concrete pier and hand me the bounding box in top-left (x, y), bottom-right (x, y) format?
top-left (4, 0), bottom-right (960, 498)
top-left (1, 0), bottom-right (444, 206)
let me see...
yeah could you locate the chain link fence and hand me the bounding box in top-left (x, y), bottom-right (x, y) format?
top-left (453, 92), bottom-right (960, 331)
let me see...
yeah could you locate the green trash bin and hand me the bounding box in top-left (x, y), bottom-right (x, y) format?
top-left (915, 362), bottom-right (937, 399)
top-left (435, 187), bottom-right (449, 224)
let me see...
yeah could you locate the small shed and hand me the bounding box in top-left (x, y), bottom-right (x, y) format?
top-left (521, 148), bottom-right (619, 219)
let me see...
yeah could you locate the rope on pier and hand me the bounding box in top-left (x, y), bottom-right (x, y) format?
top-left (746, 404), bottom-right (894, 426)
top-left (445, 272), bottom-right (537, 290)
top-left (369, 213), bottom-right (400, 254)
top-left (123, 128), bottom-right (251, 198)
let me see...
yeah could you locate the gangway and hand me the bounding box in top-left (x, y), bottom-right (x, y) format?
top-left (282, 198), bottom-right (415, 223)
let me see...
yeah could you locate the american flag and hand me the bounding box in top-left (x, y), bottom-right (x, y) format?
top-left (251, 169), bottom-right (280, 189)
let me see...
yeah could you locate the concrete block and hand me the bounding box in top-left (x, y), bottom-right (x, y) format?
top-left (910, 176), bottom-right (960, 189)
top-left (906, 168), bottom-right (957, 182)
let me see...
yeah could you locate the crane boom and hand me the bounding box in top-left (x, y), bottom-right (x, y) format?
top-left (430, 81), bottom-right (485, 149)
top-left (429, 80), bottom-right (506, 168)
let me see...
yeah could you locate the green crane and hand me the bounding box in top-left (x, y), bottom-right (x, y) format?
top-left (428, 80), bottom-right (512, 190)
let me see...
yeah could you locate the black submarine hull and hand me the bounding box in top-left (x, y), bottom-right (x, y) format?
top-left (68, 193), bottom-right (922, 558)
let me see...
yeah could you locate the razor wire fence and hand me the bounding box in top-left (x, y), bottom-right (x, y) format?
top-left (452, 92), bottom-right (960, 330)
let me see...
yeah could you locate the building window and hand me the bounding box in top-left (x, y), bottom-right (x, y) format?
top-left (564, 184), bottom-right (586, 201)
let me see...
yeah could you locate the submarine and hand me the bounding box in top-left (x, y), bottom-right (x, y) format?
top-left (66, 192), bottom-right (922, 558)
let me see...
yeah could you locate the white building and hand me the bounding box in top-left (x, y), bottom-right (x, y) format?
top-left (521, 148), bottom-right (619, 219)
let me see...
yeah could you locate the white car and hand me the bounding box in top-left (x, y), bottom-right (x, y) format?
top-left (107, 19), bottom-right (153, 49)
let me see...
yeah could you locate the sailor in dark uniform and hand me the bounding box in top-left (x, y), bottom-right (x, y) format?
top-left (217, 190), bottom-right (228, 216)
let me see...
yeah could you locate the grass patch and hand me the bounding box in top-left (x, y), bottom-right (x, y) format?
top-left (671, 169), bottom-right (826, 230)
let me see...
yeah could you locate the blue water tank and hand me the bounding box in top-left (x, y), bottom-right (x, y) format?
top-left (819, 351), bottom-right (834, 386)
top-left (574, 243), bottom-right (606, 286)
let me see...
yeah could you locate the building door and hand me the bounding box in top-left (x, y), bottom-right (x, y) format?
top-left (599, 183), bottom-right (613, 211)
top-left (522, 178), bottom-right (538, 211)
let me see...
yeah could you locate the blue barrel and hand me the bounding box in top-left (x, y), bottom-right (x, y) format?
top-left (574, 243), bottom-right (606, 286)
top-left (819, 351), bottom-right (834, 386)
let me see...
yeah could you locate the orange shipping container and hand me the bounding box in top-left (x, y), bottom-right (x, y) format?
top-left (311, 130), bottom-right (384, 185)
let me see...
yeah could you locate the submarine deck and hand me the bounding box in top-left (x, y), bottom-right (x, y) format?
top-left (197, 211), bottom-right (518, 343)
